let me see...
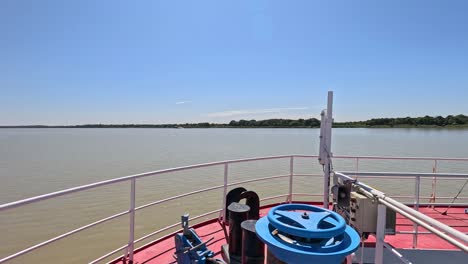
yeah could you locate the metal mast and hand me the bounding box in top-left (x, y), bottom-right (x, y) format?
top-left (319, 91), bottom-right (333, 208)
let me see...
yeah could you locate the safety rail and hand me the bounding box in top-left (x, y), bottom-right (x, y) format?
top-left (1, 154), bottom-right (468, 263)
top-left (334, 171), bottom-right (468, 264)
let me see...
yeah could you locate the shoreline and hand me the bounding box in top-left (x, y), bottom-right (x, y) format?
top-left (1, 125), bottom-right (468, 129)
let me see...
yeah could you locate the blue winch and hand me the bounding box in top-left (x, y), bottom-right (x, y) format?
top-left (256, 204), bottom-right (360, 264)
top-left (174, 214), bottom-right (225, 264)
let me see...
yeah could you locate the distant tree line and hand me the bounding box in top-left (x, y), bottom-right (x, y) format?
top-left (334, 114), bottom-right (468, 128)
top-left (1, 115), bottom-right (467, 128)
top-left (227, 118), bottom-right (321, 128)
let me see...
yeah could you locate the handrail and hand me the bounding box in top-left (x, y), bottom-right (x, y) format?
top-left (1, 154), bottom-right (468, 263)
top-left (335, 172), bottom-right (468, 251)
top-left (135, 184), bottom-right (225, 211)
top-left (0, 154), bottom-right (302, 212)
top-left (340, 171), bottom-right (468, 178)
top-left (0, 210), bottom-right (130, 263)
top-left (332, 155), bottom-right (468, 161)
top-left (89, 209), bottom-right (223, 264)
top-left (4, 154), bottom-right (468, 212)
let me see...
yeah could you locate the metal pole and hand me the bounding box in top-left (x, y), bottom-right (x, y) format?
top-left (378, 197), bottom-right (468, 252)
top-left (374, 190), bottom-right (467, 244)
top-left (413, 176), bottom-right (420, 248)
top-left (375, 204), bottom-right (386, 264)
top-left (320, 91), bottom-right (333, 208)
top-left (334, 172), bottom-right (468, 245)
top-left (324, 164), bottom-right (331, 208)
top-left (430, 160), bottom-right (438, 205)
top-left (319, 111), bottom-right (327, 208)
top-left (289, 156), bottom-right (294, 203)
top-left (220, 163), bottom-right (229, 222)
top-left (128, 178), bottom-right (136, 264)
top-left (355, 157), bottom-right (359, 179)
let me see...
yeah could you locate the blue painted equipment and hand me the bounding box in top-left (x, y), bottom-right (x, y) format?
top-left (174, 214), bottom-right (221, 264)
top-left (256, 204), bottom-right (360, 264)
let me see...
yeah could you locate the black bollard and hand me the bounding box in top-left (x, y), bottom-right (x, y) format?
top-left (241, 220), bottom-right (264, 264)
top-left (228, 202), bottom-right (250, 264)
top-left (225, 187), bottom-right (248, 223)
top-left (239, 191), bottom-right (260, 220)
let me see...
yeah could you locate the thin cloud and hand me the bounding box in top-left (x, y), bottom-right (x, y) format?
top-left (206, 107), bottom-right (309, 118)
top-left (176, 101), bottom-right (192, 105)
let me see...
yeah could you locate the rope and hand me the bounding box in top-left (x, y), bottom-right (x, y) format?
top-left (441, 179), bottom-right (468, 215)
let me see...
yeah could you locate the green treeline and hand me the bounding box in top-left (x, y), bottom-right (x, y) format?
top-left (227, 118), bottom-right (321, 128)
top-left (225, 114), bottom-right (468, 128)
top-left (1, 115), bottom-right (467, 128)
top-left (334, 114), bottom-right (468, 128)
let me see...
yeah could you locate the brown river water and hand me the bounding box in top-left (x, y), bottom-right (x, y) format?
top-left (1, 128), bottom-right (467, 263)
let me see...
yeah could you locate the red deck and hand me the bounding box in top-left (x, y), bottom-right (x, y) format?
top-left (112, 203), bottom-right (467, 264)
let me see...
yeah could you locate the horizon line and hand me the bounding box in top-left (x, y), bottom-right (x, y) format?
top-left (1, 114), bottom-right (466, 127)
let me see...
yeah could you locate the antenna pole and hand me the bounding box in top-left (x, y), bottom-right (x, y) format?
top-left (319, 91), bottom-right (333, 208)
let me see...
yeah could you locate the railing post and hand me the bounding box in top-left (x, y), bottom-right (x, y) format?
top-left (374, 204), bottom-right (386, 264)
top-left (220, 163), bottom-right (229, 222)
top-left (413, 175), bottom-right (420, 248)
top-left (355, 157), bottom-right (359, 180)
top-left (288, 156), bottom-right (294, 203)
top-left (430, 160), bottom-right (438, 206)
top-left (127, 178), bottom-right (136, 264)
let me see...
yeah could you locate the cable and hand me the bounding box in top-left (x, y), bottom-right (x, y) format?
top-left (441, 178), bottom-right (468, 215)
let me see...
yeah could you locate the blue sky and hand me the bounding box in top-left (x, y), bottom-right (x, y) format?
top-left (1, 0), bottom-right (467, 125)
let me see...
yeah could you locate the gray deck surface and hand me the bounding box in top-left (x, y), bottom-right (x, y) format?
top-left (354, 248), bottom-right (467, 264)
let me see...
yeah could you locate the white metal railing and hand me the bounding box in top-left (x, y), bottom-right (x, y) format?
top-left (334, 171), bottom-right (468, 264)
top-left (1, 154), bottom-right (468, 263)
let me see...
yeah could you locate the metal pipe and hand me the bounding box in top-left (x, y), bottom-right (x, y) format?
top-left (221, 163), bottom-right (228, 222)
top-left (409, 202), bottom-right (468, 206)
top-left (391, 195), bottom-right (468, 200)
top-left (0, 210), bottom-right (129, 263)
top-left (335, 173), bottom-right (468, 246)
top-left (431, 160), bottom-right (438, 204)
top-left (134, 209), bottom-right (222, 244)
top-left (3, 155), bottom-right (468, 212)
top-left (2, 155), bottom-right (468, 263)
top-left (135, 174), bottom-right (289, 212)
top-left (379, 198), bottom-right (468, 252)
top-left (291, 193), bottom-right (332, 197)
top-left (323, 162), bottom-right (331, 209)
top-left (260, 194), bottom-right (290, 201)
top-left (0, 155), bottom-right (297, 212)
top-left (127, 178), bottom-right (136, 263)
top-left (0, 173), bottom-right (290, 263)
top-left (355, 157), bottom-right (359, 180)
top-left (288, 156), bottom-right (294, 203)
top-left (332, 155), bottom-right (468, 162)
top-left (374, 204), bottom-right (386, 264)
top-left (135, 184), bottom-right (225, 211)
top-left (413, 176), bottom-right (420, 248)
top-left (379, 195), bottom-right (468, 244)
top-left (340, 171), bottom-right (468, 178)
top-left (227, 174), bottom-right (290, 187)
top-left (291, 174), bottom-right (322, 177)
top-left (356, 187), bottom-right (468, 251)
top-left (108, 209), bottom-right (221, 263)
top-left (398, 231), bottom-right (468, 235)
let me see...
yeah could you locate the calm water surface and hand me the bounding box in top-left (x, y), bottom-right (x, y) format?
top-left (1, 128), bottom-right (467, 263)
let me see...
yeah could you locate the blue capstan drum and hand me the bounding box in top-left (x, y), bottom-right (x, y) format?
top-left (255, 204), bottom-right (360, 264)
